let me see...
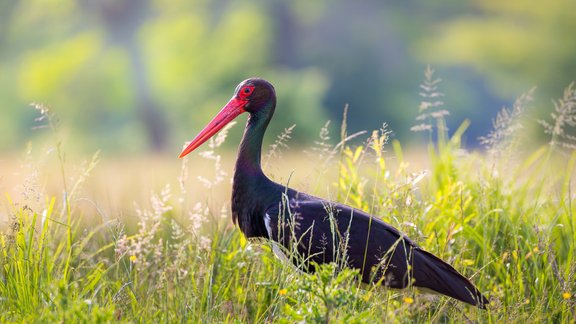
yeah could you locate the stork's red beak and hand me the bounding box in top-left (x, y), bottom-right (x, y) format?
top-left (179, 97), bottom-right (247, 158)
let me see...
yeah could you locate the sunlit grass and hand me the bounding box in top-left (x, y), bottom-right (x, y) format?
top-left (1, 79), bottom-right (576, 322)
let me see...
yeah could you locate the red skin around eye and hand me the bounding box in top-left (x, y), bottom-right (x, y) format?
top-left (239, 86), bottom-right (255, 99)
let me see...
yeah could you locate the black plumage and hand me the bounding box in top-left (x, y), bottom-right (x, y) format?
top-left (180, 78), bottom-right (488, 308)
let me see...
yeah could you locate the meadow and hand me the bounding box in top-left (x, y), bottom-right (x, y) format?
top-left (1, 77), bottom-right (575, 323)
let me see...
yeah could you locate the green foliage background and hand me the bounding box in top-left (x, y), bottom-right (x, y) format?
top-left (1, 0), bottom-right (575, 152)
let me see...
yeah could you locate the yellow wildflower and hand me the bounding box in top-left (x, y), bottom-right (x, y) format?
top-left (129, 255), bottom-right (137, 263)
top-left (279, 289), bottom-right (287, 296)
top-left (562, 292), bottom-right (571, 300)
top-left (462, 259), bottom-right (475, 266)
top-left (403, 297), bottom-right (414, 304)
top-left (363, 292), bottom-right (372, 302)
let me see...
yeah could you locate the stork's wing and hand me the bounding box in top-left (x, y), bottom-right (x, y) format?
top-left (264, 197), bottom-right (416, 288)
top-left (264, 195), bottom-right (488, 308)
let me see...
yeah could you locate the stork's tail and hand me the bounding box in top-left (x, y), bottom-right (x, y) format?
top-left (412, 248), bottom-right (489, 308)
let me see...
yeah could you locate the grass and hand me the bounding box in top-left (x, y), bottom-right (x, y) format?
top-left (1, 75), bottom-right (576, 322)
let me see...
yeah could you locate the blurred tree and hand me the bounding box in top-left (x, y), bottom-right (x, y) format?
top-left (1, 0), bottom-right (575, 153)
top-left (78, 0), bottom-right (168, 151)
top-left (419, 0), bottom-right (576, 105)
top-left (257, 0), bottom-right (426, 140)
top-left (267, 0), bottom-right (299, 68)
top-left (2, 0), bottom-right (331, 152)
top-left (0, 1), bottom-right (20, 147)
top-left (0, 2), bottom-right (17, 46)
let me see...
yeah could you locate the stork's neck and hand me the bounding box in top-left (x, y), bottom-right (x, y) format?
top-left (232, 104), bottom-right (279, 238)
top-left (235, 108), bottom-right (273, 177)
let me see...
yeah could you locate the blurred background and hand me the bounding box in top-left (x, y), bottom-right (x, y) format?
top-left (1, 0), bottom-right (575, 154)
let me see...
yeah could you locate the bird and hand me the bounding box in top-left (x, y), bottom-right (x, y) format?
top-left (179, 78), bottom-right (488, 308)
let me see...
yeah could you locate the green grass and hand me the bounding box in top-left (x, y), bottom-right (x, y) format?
top-left (1, 80), bottom-right (576, 322)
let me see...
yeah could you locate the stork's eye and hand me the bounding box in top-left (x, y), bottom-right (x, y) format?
top-left (239, 85), bottom-right (254, 98)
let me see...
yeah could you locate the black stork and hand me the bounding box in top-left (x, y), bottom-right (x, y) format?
top-left (179, 78), bottom-right (488, 308)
